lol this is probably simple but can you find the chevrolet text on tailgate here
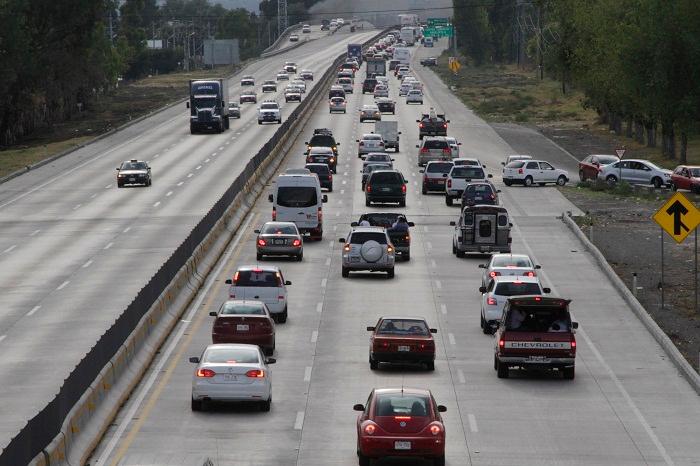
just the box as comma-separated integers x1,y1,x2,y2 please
494,296,578,380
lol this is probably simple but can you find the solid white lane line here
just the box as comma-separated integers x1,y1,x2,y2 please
123,227,131,233
104,242,113,250
316,302,323,313
166,191,173,197
94,212,256,465
218,146,224,151
3,245,16,253
153,201,161,207
435,280,442,290
321,278,327,288
448,333,456,345
0,335,5,343
294,411,305,430
304,366,312,382
27,305,41,317
177,181,184,186
468,414,478,433
458,369,466,384
440,304,447,315
56,280,70,291
82,260,93,268
30,229,41,236
325,257,331,266
311,330,318,343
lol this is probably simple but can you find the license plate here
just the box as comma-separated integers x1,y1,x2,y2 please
475,196,483,201
381,187,391,192
273,239,285,245
398,345,410,352
129,178,135,182
236,324,249,331
223,374,238,381
437,180,445,184
394,441,411,450
528,356,548,362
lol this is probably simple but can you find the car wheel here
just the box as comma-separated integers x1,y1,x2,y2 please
398,199,406,207
117,183,123,188
258,121,262,125
191,398,202,411
452,243,457,255
482,320,491,334
297,252,303,262
264,346,274,356
433,455,445,466
579,171,585,182
369,356,378,370
403,252,410,261
365,199,371,207
480,315,485,329
328,186,333,192
445,196,453,206
387,267,395,279
342,266,349,278
456,250,465,258
277,119,282,124
671,182,677,191
504,180,512,186
563,366,575,380
652,176,662,189
426,360,435,371
422,186,427,194
256,252,263,261
606,174,618,185
278,307,288,323
260,398,271,412
557,175,567,186
496,358,509,378
524,176,533,187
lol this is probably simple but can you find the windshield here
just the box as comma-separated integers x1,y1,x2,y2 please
277,186,318,208
506,307,571,332
203,347,260,364
120,162,147,170
374,394,430,417
364,163,391,173
220,301,266,315
193,97,217,108
424,140,448,149
369,172,402,184
494,282,542,296
309,135,336,147
377,319,429,335
349,232,387,244
427,162,453,173
262,223,298,235
452,167,485,179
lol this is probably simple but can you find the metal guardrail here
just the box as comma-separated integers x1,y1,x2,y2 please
0,27,392,466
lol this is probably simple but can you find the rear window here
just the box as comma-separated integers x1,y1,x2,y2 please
369,172,402,184
377,319,429,335
364,79,377,86
427,162,453,173
506,161,526,168
234,270,283,287
374,394,430,417
465,184,494,194
309,135,336,147
276,186,318,208
366,154,390,162
506,307,571,332
220,302,266,315
360,213,400,226
494,282,542,296
453,167,485,179
306,164,329,174
350,232,387,244
262,223,298,234
364,135,382,141
492,256,532,267
364,163,391,173
424,140,448,149
203,347,260,364
339,78,352,84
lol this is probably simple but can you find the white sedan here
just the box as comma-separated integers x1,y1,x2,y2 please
502,159,569,186
190,344,275,411
479,276,549,334
405,89,424,104
478,253,540,287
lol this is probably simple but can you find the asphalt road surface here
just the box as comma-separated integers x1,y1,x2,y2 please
87,41,700,465
0,26,377,452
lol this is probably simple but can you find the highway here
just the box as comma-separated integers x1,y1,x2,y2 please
86,41,700,465
0,26,377,451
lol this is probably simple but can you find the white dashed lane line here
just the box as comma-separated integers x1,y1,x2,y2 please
123,227,131,233
104,242,113,250
187,173,193,178
82,260,93,268
195,165,202,170
30,229,41,236
0,335,6,343
153,201,161,207
105,184,111,189
2,245,16,254
56,280,70,291
73,204,82,210
448,333,456,345
177,181,185,186
27,305,41,317
166,191,173,197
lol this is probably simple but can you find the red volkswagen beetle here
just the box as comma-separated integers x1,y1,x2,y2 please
210,300,275,355
367,317,437,370
354,388,447,466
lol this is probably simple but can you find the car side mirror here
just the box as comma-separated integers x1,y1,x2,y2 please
304,141,308,144
415,119,420,123
355,139,359,142
437,405,447,412
419,169,424,173
353,404,365,411
501,162,505,166
415,145,419,148
572,322,579,329
543,287,551,294
458,142,463,146
189,357,199,363
479,286,487,293
496,190,501,193
351,222,359,227
186,102,190,108
398,131,402,134
408,222,415,227
478,264,486,268
254,229,260,234
360,156,366,160
366,326,375,331
336,142,340,145
285,280,292,286
535,265,541,269
266,358,276,364
225,279,232,284
209,311,217,317
338,238,346,243
430,328,437,333
322,195,328,203
488,174,493,178
268,194,273,202
449,221,456,226
509,223,513,227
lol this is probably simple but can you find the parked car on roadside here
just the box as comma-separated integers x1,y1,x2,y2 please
578,154,619,181
671,165,700,193
599,159,672,188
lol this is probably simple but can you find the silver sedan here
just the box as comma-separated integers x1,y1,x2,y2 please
255,221,303,261
478,253,540,287
359,105,381,122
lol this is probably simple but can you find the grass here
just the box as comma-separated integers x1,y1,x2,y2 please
0,64,239,179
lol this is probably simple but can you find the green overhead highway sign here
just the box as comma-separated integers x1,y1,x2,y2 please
427,18,449,27
424,25,453,37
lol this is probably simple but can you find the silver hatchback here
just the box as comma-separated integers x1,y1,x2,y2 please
339,227,395,278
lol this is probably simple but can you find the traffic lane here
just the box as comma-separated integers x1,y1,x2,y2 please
89,67,372,465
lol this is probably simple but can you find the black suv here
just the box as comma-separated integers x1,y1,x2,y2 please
305,163,333,191
305,129,340,156
365,170,407,207
362,77,378,94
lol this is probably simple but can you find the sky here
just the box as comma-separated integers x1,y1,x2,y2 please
309,0,453,27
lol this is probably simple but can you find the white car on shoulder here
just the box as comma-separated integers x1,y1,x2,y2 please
502,159,569,187
599,159,672,188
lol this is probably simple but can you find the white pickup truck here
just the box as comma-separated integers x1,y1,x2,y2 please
445,165,492,206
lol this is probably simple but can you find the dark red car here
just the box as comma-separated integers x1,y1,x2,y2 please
671,165,700,193
367,317,437,370
354,388,447,466
210,300,275,355
578,154,619,181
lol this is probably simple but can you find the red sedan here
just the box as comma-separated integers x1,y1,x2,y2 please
671,165,700,193
210,300,275,355
578,154,619,181
354,388,447,466
367,317,437,370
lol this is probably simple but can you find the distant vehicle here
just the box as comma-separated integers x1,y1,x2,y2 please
416,136,454,167
268,173,327,240
321,19,330,30
254,222,303,261
502,160,569,186
599,159,671,187
305,163,333,191
190,344,275,411
210,300,276,354
362,152,394,168
306,146,337,173
393,46,411,64
373,84,388,98
671,165,700,193
227,102,240,119
366,59,387,76
423,37,434,47
291,79,306,93
366,316,436,369
354,388,446,465
116,159,151,188
444,137,462,157
420,161,454,194
361,163,393,190
400,26,416,45
284,86,301,102
338,226,395,278
299,69,314,80
578,154,619,181
375,98,396,115
261,80,277,92
257,101,281,125
478,253,540,288
289,34,299,42
450,205,512,256
239,89,257,104
329,96,347,113
187,78,229,133
328,85,346,100
374,121,401,152
284,61,297,73
276,71,289,81
359,104,381,122
398,13,420,26
226,265,292,322
347,43,363,63
302,24,311,33
446,166,493,205
362,77,378,94
417,110,449,139
406,89,423,104
306,128,340,156
460,182,500,208
420,57,438,66
337,77,353,93
357,133,385,156
240,75,255,86
353,213,415,260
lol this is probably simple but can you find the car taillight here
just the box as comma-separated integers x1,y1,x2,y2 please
489,271,501,277
419,342,433,350
405,234,410,241
272,207,276,220
525,271,535,277
292,239,302,247
233,271,240,283
419,123,424,128
447,179,452,188
330,157,335,163
278,295,284,300
344,243,351,252
518,168,523,174
196,368,216,378
401,184,406,193
499,338,505,348
420,148,429,153
318,207,322,222
366,185,371,192
430,424,442,435
490,193,496,200
364,423,376,435
442,148,451,154
245,369,265,378
443,123,448,128
487,296,497,305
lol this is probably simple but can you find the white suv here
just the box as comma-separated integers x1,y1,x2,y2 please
258,101,282,124
339,227,395,278
502,159,569,186
479,275,550,334
226,265,291,322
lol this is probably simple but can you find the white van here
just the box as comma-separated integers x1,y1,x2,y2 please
269,173,327,240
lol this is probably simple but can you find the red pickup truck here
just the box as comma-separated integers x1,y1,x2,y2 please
493,296,578,379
